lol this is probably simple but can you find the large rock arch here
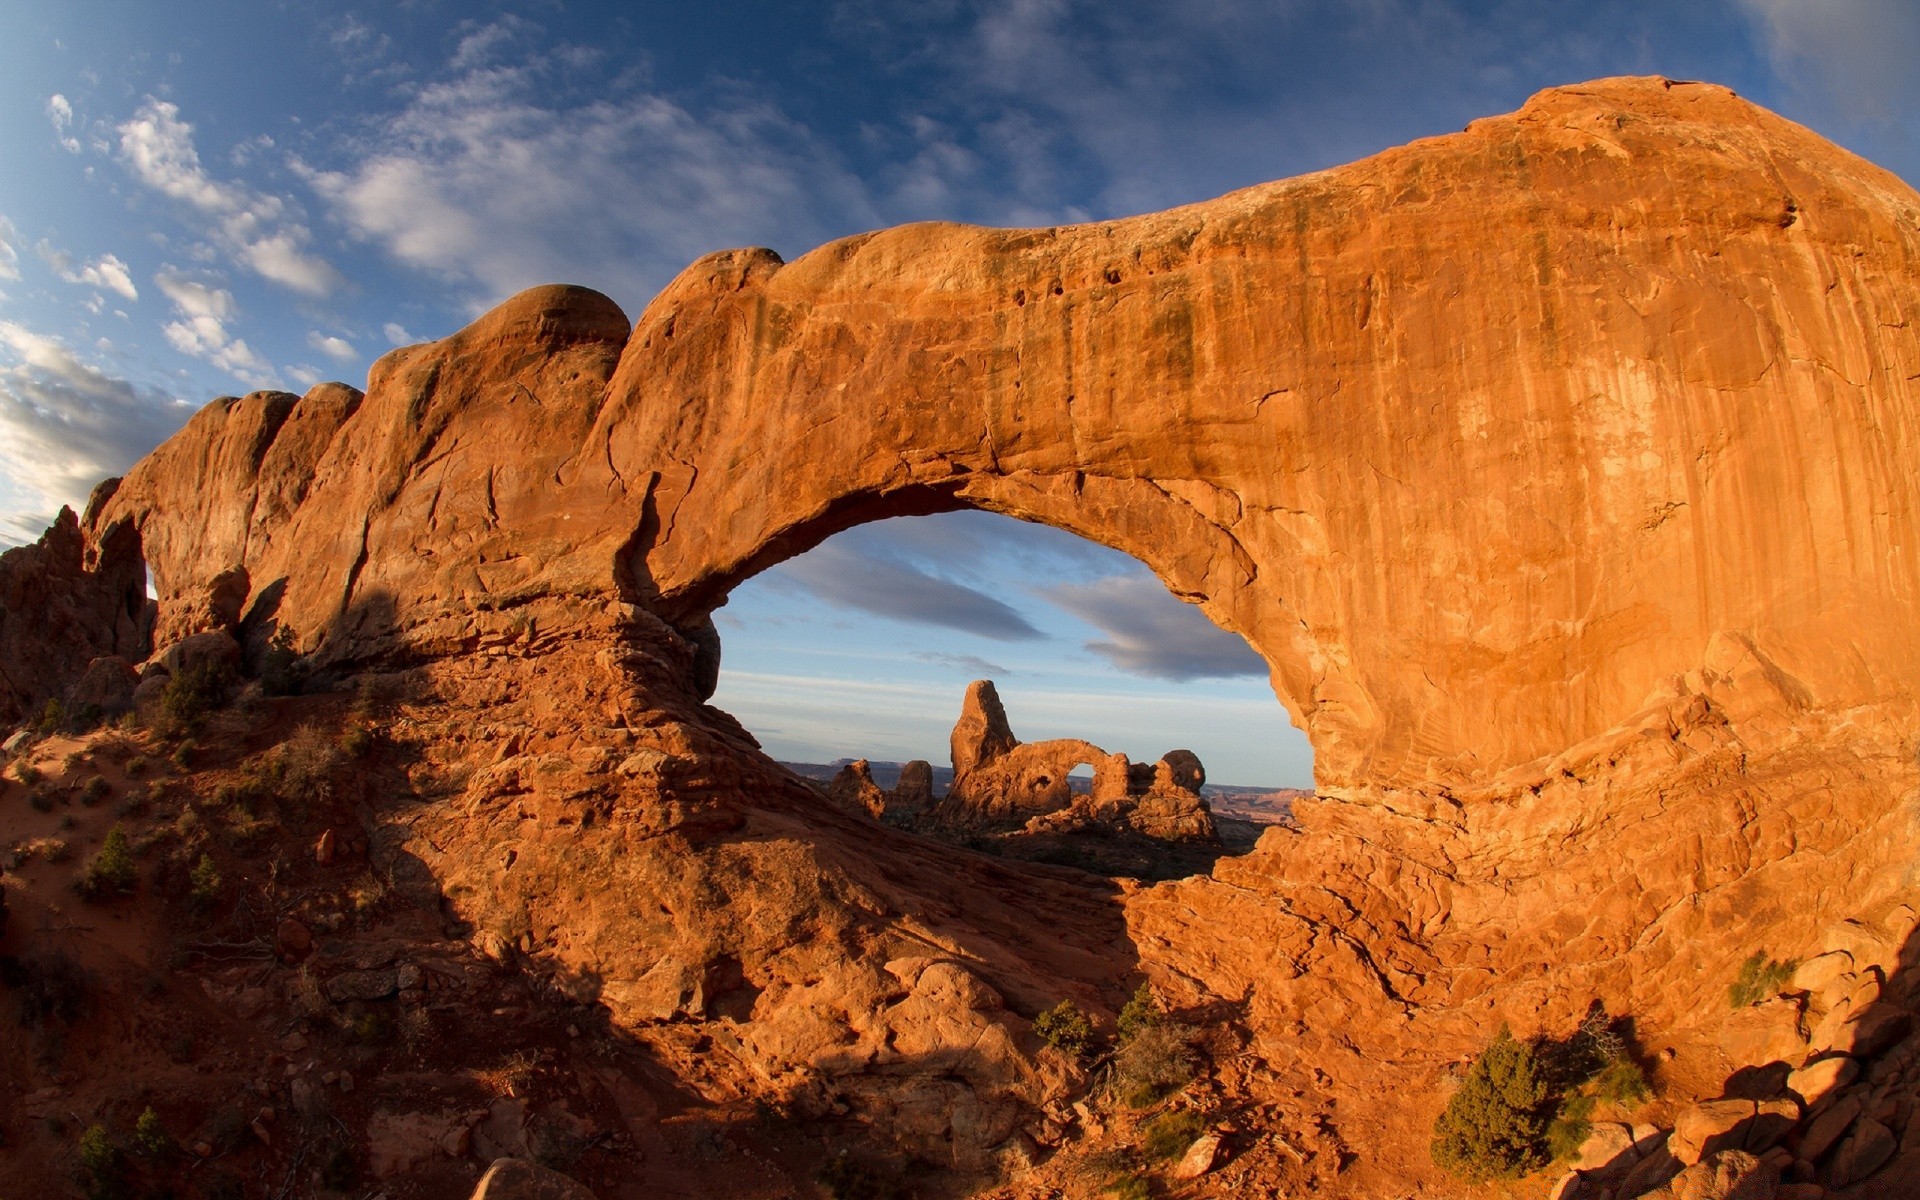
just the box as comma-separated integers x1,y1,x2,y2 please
13,77,1919,1186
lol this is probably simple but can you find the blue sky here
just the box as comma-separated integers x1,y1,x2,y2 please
0,2,1914,785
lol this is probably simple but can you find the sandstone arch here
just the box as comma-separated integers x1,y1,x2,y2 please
6,75,1919,1189
58,76,1920,801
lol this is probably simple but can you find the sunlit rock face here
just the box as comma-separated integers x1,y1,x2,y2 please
12,76,1920,1188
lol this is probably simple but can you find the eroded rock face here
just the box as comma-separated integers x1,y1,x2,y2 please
0,504,150,725
12,76,1920,1191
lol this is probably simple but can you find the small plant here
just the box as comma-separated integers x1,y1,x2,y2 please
133,1106,173,1158
1141,1108,1206,1161
14,759,43,787
339,721,374,759
170,740,196,769
156,660,232,737
1117,982,1163,1044
1593,1057,1649,1106
63,750,86,771
188,853,222,909
1729,951,1798,1009
81,776,111,806
277,725,341,803
78,1120,118,1174
28,788,56,813
1105,1174,1151,1200
1033,998,1096,1059
1546,1092,1595,1162
260,627,304,697
1431,1024,1552,1181
1113,1022,1196,1107
123,756,149,779
77,825,138,899
36,699,66,735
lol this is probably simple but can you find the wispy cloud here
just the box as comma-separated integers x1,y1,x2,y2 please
154,269,277,388
46,93,81,154
0,320,187,542
1732,0,1920,124
914,651,1013,677
300,17,881,307
771,539,1045,641
1046,574,1266,681
0,216,20,283
37,241,138,300
117,99,343,296
308,332,358,362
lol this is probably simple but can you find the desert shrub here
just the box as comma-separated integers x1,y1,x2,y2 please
13,759,43,786
156,660,232,737
260,627,304,697
77,825,138,899
81,776,111,806
1546,1092,1595,1162
63,750,85,771
28,788,56,813
188,853,222,909
36,699,65,735
170,741,196,769
133,1107,173,1158
123,756,149,779
1104,1174,1151,1200
276,725,341,803
78,1122,121,1197
1729,951,1798,1009
1117,982,1163,1044
1430,1025,1552,1181
1113,1022,1196,1107
339,721,374,759
1594,1057,1649,1106
1034,998,1096,1058
1141,1108,1206,1161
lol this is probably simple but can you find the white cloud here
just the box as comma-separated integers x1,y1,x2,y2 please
382,321,414,344
117,99,343,295
0,320,189,543
301,22,880,306
1734,0,1920,124
38,242,139,301
286,363,322,388
0,216,19,282
46,93,81,153
154,269,276,388
308,332,358,362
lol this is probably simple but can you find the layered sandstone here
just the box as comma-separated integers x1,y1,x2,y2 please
5,76,1919,1194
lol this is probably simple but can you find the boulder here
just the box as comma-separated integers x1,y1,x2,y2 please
1812,1003,1910,1060
157,630,241,678
827,759,888,818
1786,1057,1857,1107
1171,1131,1223,1179
1825,1117,1895,1189
64,656,140,717
1575,1121,1639,1172
469,1157,598,1200
1671,1099,1758,1165
1796,1095,1860,1161
1641,1148,1780,1200
1791,952,1854,995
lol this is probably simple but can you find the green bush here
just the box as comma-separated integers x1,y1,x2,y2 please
156,660,232,737
1105,1175,1151,1200
1431,1025,1553,1180
78,1121,122,1199
1729,951,1798,1009
1117,982,1162,1044
77,825,138,899
81,776,111,806
133,1106,173,1158
1594,1057,1649,1106
36,699,66,734
1142,1108,1206,1161
188,853,222,909
1033,999,1095,1059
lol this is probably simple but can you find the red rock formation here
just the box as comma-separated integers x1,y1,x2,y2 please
0,498,149,725
4,76,1915,1192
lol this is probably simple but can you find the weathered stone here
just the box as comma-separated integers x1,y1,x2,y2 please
275,918,313,961
1787,1057,1857,1107
1791,952,1854,996
322,967,398,1003
64,656,140,717
1575,1121,1639,1172
1744,1098,1799,1155
1825,1118,1895,1189
950,680,1017,777
1813,1003,1910,1060
1642,1148,1779,1200
827,759,888,818
157,630,241,678
1796,1095,1861,1162
1170,1131,1223,1179
1672,1099,1757,1166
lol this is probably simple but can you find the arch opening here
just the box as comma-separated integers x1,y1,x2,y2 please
706,508,1311,877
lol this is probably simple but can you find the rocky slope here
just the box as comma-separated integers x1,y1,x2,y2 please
2,75,1919,1198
